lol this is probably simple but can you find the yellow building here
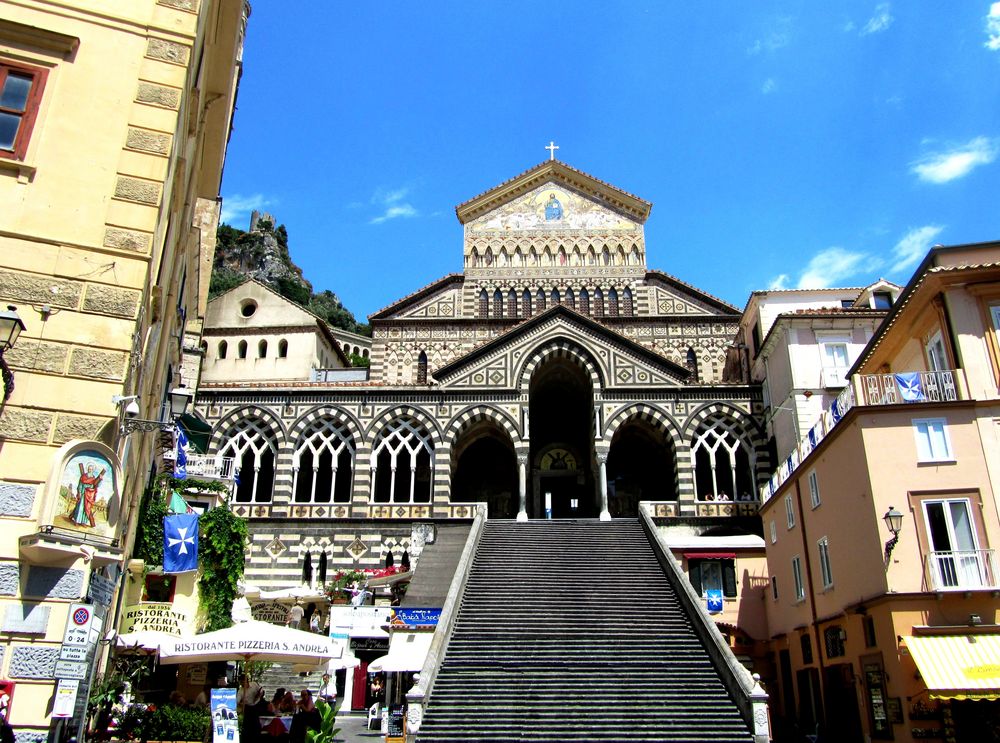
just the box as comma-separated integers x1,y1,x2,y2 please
0,0,248,737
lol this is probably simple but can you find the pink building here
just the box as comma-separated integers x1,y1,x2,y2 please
759,240,1000,742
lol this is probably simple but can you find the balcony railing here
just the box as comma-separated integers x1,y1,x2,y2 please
761,369,966,502
925,549,997,591
184,455,236,481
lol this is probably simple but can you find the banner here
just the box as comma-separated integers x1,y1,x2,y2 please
706,589,723,614
210,688,239,743
390,608,441,628
163,513,199,573
174,426,189,479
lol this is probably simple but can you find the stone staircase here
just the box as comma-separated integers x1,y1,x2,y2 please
416,520,755,742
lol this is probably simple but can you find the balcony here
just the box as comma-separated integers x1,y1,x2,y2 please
162,453,235,481
925,549,998,591
761,369,967,502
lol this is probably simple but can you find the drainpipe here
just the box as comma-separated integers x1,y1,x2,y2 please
793,477,828,727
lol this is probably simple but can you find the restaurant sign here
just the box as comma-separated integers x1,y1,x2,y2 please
122,603,188,635
390,608,440,628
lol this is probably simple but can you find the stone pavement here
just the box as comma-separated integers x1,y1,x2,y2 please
333,713,382,742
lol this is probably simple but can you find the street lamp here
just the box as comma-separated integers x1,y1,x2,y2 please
883,506,903,562
0,305,26,402
119,385,194,435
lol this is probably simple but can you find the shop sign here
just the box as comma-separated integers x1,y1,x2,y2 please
329,606,391,639
390,608,440,628
250,601,289,624
122,603,187,635
350,637,389,652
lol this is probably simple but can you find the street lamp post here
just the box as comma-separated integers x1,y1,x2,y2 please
118,385,194,436
0,305,26,402
883,506,904,562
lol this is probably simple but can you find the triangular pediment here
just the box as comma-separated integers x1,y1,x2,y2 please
369,274,464,321
434,305,690,390
644,271,740,316
456,160,651,226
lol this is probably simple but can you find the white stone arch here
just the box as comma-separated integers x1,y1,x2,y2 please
686,406,763,501
515,337,605,394
369,416,435,504
215,415,280,503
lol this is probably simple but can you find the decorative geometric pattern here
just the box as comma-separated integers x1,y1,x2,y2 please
265,538,286,559
346,537,367,559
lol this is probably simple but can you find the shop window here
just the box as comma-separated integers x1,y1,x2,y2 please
687,559,737,598
143,574,176,602
0,62,48,160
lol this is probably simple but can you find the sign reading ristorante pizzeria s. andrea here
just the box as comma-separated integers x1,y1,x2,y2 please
122,603,188,635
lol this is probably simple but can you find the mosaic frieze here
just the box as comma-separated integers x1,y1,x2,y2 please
467,182,641,234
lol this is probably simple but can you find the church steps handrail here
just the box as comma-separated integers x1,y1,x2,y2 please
405,503,487,740
638,502,770,743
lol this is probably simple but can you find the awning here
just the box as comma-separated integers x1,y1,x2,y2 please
905,634,1000,700
367,632,433,674
683,552,737,559
177,413,211,454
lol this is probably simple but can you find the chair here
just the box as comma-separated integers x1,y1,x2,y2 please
367,702,380,730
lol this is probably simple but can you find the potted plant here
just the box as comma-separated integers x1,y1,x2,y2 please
305,698,340,743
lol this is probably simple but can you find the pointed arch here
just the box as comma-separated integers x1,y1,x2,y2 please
417,350,428,385
291,417,356,504
370,415,435,504
214,413,281,503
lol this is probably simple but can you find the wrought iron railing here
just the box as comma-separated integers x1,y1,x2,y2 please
925,549,997,591
184,454,235,480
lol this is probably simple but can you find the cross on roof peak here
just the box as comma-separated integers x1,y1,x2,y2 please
545,141,559,161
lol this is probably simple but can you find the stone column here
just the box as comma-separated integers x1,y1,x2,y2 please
597,451,611,521
516,454,528,522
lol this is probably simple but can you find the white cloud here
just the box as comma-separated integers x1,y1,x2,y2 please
220,193,272,226
761,78,777,94
891,225,944,272
747,18,791,55
987,2,1000,50
768,273,790,290
369,186,419,225
911,137,999,183
797,247,872,289
861,3,893,35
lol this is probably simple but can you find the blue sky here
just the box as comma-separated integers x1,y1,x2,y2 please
220,3,1000,319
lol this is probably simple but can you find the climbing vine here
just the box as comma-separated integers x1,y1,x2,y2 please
198,505,248,632
134,485,168,565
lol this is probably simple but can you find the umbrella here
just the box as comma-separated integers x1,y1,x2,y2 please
157,620,343,665
115,630,177,654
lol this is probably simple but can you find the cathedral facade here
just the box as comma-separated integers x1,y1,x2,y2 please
192,159,768,591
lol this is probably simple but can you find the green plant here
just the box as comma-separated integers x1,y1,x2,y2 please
134,487,168,565
324,569,367,599
235,660,273,683
198,504,249,631
87,655,153,739
140,704,210,742
305,699,341,743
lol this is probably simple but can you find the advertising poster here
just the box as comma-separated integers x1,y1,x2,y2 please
210,688,239,743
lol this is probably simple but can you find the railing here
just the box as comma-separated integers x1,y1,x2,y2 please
184,455,235,480
926,549,997,591
761,369,965,502
311,367,370,382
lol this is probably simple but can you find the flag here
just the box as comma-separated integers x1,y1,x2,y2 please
174,425,189,480
706,589,723,614
895,372,926,402
163,513,199,573
168,490,193,515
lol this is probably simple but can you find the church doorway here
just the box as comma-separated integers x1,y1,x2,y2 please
606,420,677,516
451,421,518,518
528,355,596,518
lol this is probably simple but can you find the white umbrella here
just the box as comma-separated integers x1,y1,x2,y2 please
115,630,177,654
157,620,343,665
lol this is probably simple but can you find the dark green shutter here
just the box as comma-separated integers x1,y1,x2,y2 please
723,560,737,597
689,560,703,596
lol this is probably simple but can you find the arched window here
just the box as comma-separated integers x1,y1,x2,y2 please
507,289,518,318
565,288,576,310
484,247,494,266
417,351,428,385
318,552,328,584
478,289,488,318
492,289,503,319
687,347,699,382
622,287,634,316
292,418,355,504
218,341,228,359
607,288,619,316
278,339,288,358
692,414,755,501
551,288,561,306
522,289,532,316
362,349,369,359
602,248,611,266
238,340,248,359
258,340,268,358
371,417,434,504
579,289,590,315
536,289,547,313
219,417,278,503
593,288,605,316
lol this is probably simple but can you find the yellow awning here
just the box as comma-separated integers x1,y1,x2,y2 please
905,634,1000,701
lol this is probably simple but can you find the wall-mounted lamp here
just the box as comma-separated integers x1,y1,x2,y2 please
117,385,193,435
0,305,26,402
883,506,903,562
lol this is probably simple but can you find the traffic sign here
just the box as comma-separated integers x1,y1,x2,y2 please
54,660,88,680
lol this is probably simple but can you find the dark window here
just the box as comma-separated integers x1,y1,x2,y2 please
218,341,228,359
278,339,288,358
522,289,532,316
593,288,605,316
687,559,737,598
565,288,575,310
863,616,876,648
608,288,619,316
0,62,47,160
536,289,546,312
551,288,560,306
824,626,846,658
622,287,634,315
416,351,428,385
800,633,814,664
143,574,176,602
751,322,762,357
258,340,267,358
492,289,503,318
579,289,590,315
237,340,247,359
841,299,855,309
873,291,893,309
507,289,518,318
